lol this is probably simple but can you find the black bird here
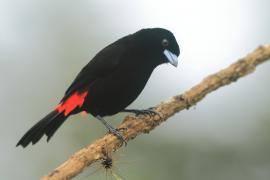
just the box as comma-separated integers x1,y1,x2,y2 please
17,28,180,147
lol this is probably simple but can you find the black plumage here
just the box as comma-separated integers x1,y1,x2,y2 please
17,28,180,147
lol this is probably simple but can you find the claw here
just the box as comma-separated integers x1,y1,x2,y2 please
135,109,160,118
96,115,127,146
122,108,161,118
108,127,127,146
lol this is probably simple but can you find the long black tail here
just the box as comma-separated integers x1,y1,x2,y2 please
16,110,67,148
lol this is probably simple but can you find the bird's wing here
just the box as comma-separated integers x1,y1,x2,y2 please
61,38,128,102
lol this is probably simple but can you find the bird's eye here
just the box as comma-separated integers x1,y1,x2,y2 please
161,39,169,47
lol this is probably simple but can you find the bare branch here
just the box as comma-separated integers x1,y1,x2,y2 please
42,45,270,180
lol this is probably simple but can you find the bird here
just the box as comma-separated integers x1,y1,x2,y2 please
16,28,180,147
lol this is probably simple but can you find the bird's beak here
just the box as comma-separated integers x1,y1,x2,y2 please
163,49,178,67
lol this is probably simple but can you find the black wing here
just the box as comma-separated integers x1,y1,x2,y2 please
61,37,128,101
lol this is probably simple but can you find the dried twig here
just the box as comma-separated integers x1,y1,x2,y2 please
42,45,270,180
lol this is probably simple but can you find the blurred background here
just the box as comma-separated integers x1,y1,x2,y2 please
1,0,270,179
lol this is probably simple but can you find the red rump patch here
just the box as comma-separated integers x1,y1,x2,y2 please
80,111,88,117
56,91,88,116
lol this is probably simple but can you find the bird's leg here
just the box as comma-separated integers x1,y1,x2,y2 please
121,107,161,118
96,115,127,146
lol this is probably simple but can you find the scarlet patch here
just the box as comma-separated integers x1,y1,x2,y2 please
56,91,88,116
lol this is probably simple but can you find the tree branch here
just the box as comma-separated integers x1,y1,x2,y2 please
42,45,270,180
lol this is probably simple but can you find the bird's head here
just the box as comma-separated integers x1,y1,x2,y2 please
132,28,180,67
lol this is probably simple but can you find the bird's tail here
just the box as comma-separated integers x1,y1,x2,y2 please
16,110,67,148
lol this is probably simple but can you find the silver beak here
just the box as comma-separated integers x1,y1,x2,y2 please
163,49,178,67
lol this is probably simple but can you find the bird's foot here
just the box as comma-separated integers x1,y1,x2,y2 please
96,115,127,146
122,108,161,118
107,126,127,146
